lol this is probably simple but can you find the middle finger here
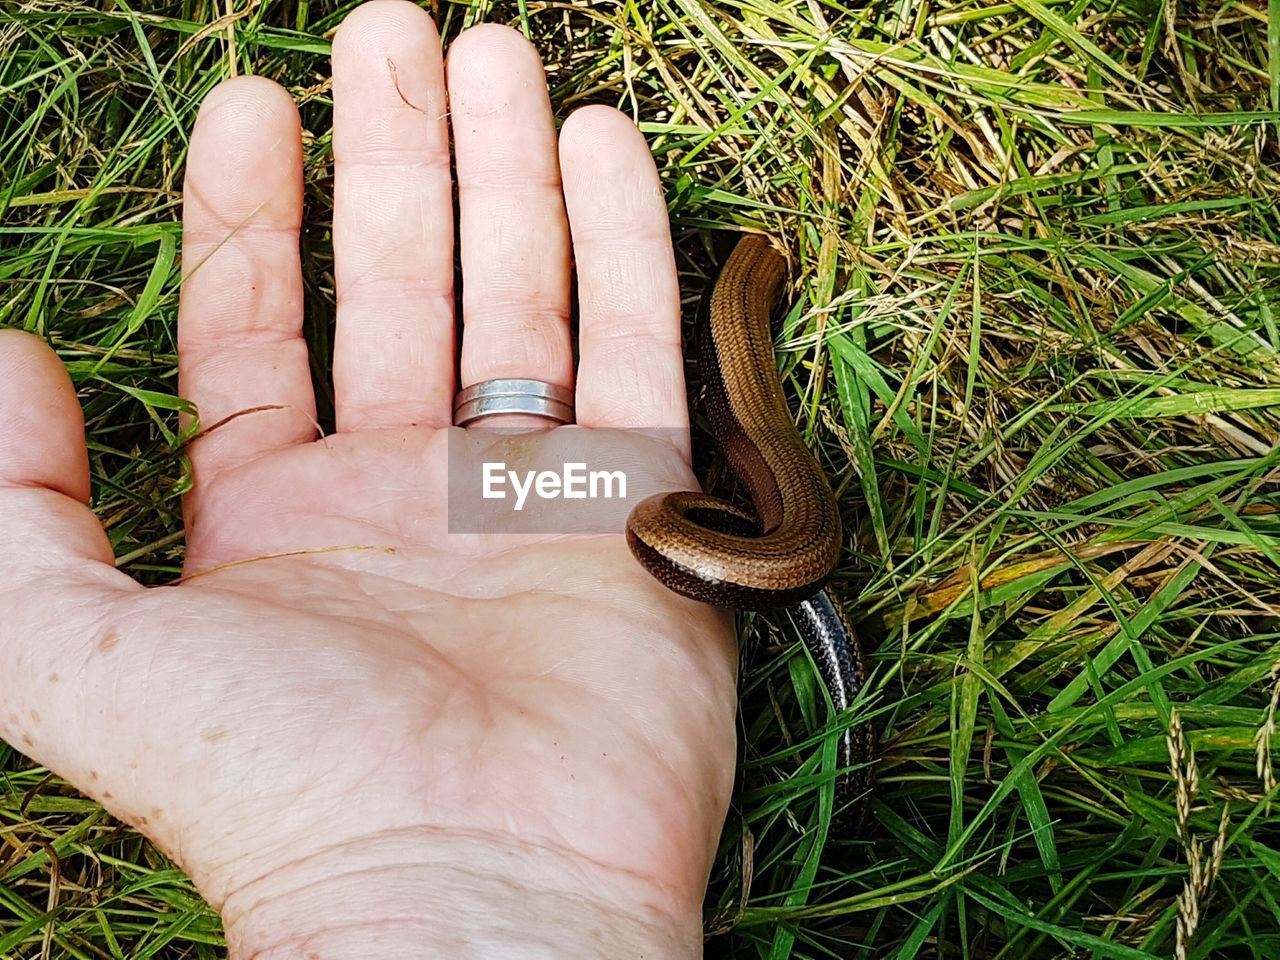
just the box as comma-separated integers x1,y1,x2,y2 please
332,0,454,431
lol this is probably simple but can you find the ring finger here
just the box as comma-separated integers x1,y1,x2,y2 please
446,24,573,429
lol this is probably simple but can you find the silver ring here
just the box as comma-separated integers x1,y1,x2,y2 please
453,378,575,427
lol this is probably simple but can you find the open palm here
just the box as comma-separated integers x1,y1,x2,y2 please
0,4,736,957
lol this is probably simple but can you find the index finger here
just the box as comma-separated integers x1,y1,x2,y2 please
179,78,316,483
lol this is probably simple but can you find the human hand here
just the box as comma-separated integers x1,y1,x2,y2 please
0,3,737,957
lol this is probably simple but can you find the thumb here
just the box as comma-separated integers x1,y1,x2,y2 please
0,330,137,767
0,329,116,566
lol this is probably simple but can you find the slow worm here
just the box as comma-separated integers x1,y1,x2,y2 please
626,235,874,830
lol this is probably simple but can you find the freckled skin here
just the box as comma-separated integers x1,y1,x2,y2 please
0,422,737,953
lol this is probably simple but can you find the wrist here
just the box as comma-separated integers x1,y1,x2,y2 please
220,827,702,960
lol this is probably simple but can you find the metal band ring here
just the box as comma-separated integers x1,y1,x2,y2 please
453,378,576,427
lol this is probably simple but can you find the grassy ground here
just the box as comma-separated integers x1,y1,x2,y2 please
3,0,1280,957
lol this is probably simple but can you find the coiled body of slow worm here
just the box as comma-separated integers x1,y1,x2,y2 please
625,234,874,831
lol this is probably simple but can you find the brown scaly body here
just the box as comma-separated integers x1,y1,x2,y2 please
626,234,874,830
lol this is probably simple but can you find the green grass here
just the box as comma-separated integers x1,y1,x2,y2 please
4,0,1280,957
